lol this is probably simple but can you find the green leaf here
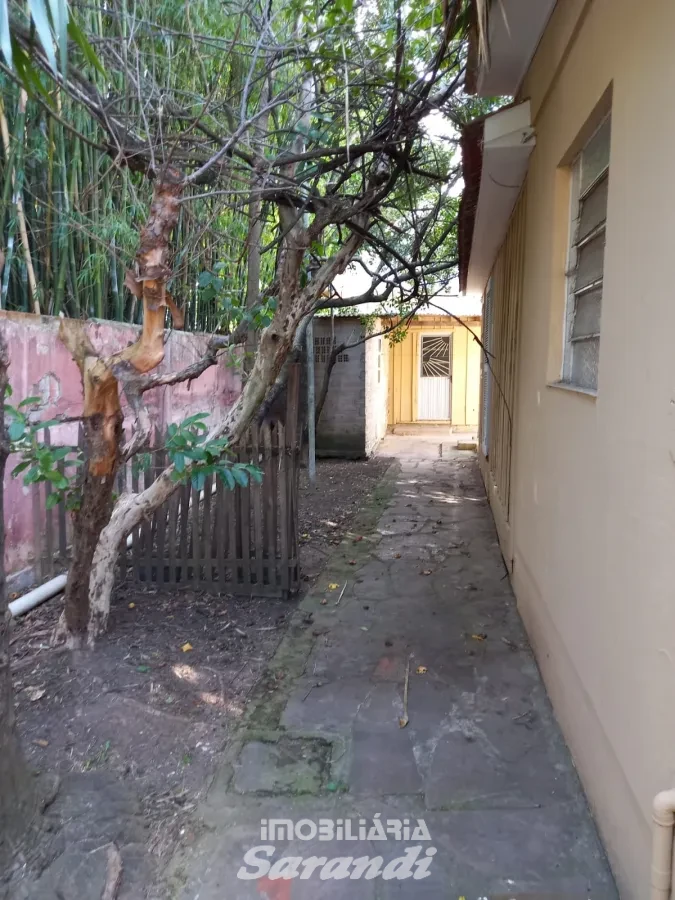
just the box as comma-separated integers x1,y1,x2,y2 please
67,17,106,76
173,453,185,473
18,396,41,408
11,38,52,102
191,471,206,492
48,0,68,74
220,468,236,490
248,466,263,484
182,412,209,425
24,467,40,485
8,421,25,442
45,492,60,510
231,467,249,488
28,0,57,72
50,446,72,461
11,460,31,477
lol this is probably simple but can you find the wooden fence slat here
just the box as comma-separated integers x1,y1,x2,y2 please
277,420,289,594
140,466,153,583
262,423,274,587
227,468,238,587
153,450,165,585
190,483,200,583
216,477,226,589
270,422,281,587
238,441,251,590
202,474,213,587
167,488,179,585
177,482,190,585
251,424,264,588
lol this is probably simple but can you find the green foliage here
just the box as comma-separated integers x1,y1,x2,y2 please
165,413,262,492
5,390,81,510
197,269,277,332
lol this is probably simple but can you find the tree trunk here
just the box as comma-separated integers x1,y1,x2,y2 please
0,328,38,870
62,414,122,645
59,169,183,646
85,209,367,642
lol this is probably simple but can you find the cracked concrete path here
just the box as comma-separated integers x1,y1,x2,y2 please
165,438,617,900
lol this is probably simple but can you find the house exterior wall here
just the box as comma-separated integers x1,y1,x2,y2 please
479,1,675,895
387,316,482,428
313,317,366,457
364,331,389,455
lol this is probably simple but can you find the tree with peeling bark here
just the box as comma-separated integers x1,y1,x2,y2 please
0,0,474,647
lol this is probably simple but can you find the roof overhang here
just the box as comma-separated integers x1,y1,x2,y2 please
471,0,557,97
459,101,535,296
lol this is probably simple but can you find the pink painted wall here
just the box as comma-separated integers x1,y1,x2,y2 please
0,311,241,578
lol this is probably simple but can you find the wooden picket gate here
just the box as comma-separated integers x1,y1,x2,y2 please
124,366,301,597
27,367,301,600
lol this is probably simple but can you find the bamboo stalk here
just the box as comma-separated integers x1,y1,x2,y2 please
0,92,40,313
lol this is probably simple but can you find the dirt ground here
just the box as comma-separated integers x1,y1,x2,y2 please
8,456,391,893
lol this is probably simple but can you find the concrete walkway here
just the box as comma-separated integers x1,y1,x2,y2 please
167,438,617,899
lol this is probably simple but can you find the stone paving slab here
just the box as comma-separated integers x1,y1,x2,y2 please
164,442,617,900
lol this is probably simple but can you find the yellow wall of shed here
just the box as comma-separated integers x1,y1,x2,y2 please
387,316,482,427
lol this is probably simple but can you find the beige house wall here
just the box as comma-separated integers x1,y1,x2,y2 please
483,1,675,896
364,331,389,455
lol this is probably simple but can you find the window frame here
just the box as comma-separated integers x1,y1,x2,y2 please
561,115,611,394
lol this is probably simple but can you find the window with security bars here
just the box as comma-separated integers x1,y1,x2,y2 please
314,336,335,364
563,116,611,391
314,336,349,365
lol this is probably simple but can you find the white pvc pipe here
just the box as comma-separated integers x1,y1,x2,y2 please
651,790,675,900
8,528,136,618
9,573,68,617
9,481,219,618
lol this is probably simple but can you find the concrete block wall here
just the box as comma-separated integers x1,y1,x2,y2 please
313,318,366,457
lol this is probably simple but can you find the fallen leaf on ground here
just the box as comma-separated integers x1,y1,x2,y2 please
328,583,339,590
421,569,432,576
471,633,487,642
416,666,428,675
26,687,46,702
353,536,363,543
360,626,369,631
137,665,150,673
320,599,328,605
394,552,401,559
128,602,136,609
33,739,49,747
181,642,193,652
398,717,408,728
